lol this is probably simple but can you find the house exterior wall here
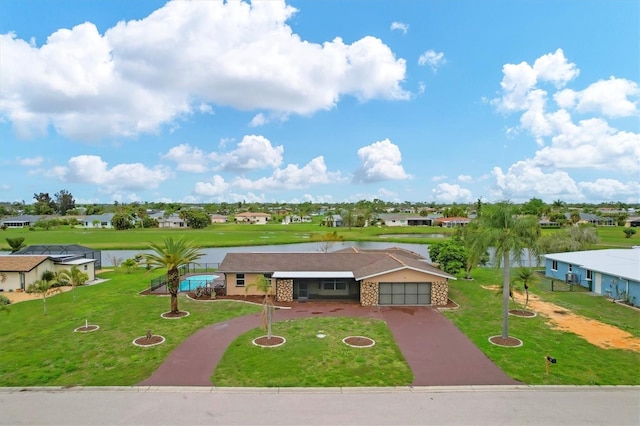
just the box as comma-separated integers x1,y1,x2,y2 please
369,268,443,283
360,281,378,306
359,269,449,306
0,271,23,291
225,272,267,296
431,281,448,305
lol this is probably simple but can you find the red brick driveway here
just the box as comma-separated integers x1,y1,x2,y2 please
139,302,519,387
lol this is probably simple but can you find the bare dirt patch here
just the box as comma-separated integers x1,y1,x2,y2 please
482,286,640,352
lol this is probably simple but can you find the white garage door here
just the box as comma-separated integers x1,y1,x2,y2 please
378,283,431,305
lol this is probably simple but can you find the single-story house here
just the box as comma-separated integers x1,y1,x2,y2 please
625,217,640,228
157,214,186,228
564,213,614,226
543,248,640,305
82,213,115,228
0,255,96,292
234,212,271,224
217,247,455,306
0,215,45,228
13,244,102,269
435,217,471,228
322,214,343,227
377,213,439,227
210,214,228,224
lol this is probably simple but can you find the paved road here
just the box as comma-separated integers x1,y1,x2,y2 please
1,386,638,425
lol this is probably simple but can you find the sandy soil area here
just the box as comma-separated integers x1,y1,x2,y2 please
3,286,74,304
482,285,640,352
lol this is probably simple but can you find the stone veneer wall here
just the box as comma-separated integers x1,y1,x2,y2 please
360,281,379,306
431,281,448,306
276,279,293,302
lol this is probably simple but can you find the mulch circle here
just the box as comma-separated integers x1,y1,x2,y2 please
509,309,537,318
488,335,523,348
343,336,376,348
252,335,286,348
161,310,190,319
133,335,166,347
74,325,99,333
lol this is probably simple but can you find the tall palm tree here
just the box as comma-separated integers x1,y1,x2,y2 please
246,274,275,340
140,236,204,314
473,201,540,340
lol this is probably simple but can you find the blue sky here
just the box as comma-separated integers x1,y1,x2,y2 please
1,0,638,205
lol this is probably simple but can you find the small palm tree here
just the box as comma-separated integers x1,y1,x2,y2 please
513,267,539,312
246,274,275,340
140,236,204,314
57,266,90,302
27,279,60,315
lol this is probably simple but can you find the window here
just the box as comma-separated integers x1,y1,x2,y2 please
83,265,88,271
568,264,573,272
236,273,245,287
551,260,558,271
322,280,346,290
586,270,592,281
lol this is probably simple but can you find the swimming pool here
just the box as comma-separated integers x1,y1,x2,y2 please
179,274,219,292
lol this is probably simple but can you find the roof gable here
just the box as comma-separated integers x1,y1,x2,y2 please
0,255,50,272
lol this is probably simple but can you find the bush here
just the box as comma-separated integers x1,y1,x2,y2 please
623,228,637,238
0,294,11,305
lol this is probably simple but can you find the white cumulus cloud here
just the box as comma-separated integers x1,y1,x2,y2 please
211,134,284,172
418,50,446,72
431,183,473,203
161,144,210,173
353,139,410,183
0,1,408,141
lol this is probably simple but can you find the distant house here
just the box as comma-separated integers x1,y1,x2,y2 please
0,215,43,228
210,214,228,224
82,213,115,228
564,213,614,226
322,215,343,227
235,212,271,224
377,213,438,227
435,217,471,228
217,247,455,306
157,214,186,228
625,217,640,228
0,255,96,292
543,248,640,306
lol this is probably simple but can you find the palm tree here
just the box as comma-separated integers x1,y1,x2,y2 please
57,266,90,302
512,267,539,312
246,274,275,340
473,201,540,341
140,236,204,314
27,279,60,315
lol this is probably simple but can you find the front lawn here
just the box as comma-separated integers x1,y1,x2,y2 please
212,317,413,387
443,268,640,385
0,269,260,387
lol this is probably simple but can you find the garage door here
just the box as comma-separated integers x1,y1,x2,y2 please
378,282,431,305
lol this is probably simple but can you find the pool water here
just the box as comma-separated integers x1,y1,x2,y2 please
179,274,219,292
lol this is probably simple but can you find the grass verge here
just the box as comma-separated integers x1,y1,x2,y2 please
0,269,259,387
212,317,413,387
443,268,640,385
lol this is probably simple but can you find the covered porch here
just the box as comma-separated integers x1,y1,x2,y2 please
274,271,360,301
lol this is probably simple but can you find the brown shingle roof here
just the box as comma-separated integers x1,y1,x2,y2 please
218,251,455,280
0,255,49,272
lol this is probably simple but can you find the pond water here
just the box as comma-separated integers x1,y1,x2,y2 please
101,241,433,266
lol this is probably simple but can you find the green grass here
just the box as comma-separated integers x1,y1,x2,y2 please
2,222,636,251
0,269,260,386
212,317,413,387
443,268,640,385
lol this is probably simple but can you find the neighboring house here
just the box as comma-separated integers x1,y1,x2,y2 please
323,215,343,227
235,212,271,224
0,215,44,228
0,255,96,292
82,213,114,228
435,217,471,228
564,213,614,226
210,214,228,224
157,214,186,228
13,244,102,269
217,247,455,306
625,217,640,228
377,213,438,227
543,248,640,305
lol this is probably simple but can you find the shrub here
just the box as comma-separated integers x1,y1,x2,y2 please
623,228,637,238
0,294,11,305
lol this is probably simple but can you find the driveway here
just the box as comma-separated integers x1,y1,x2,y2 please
139,302,519,387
